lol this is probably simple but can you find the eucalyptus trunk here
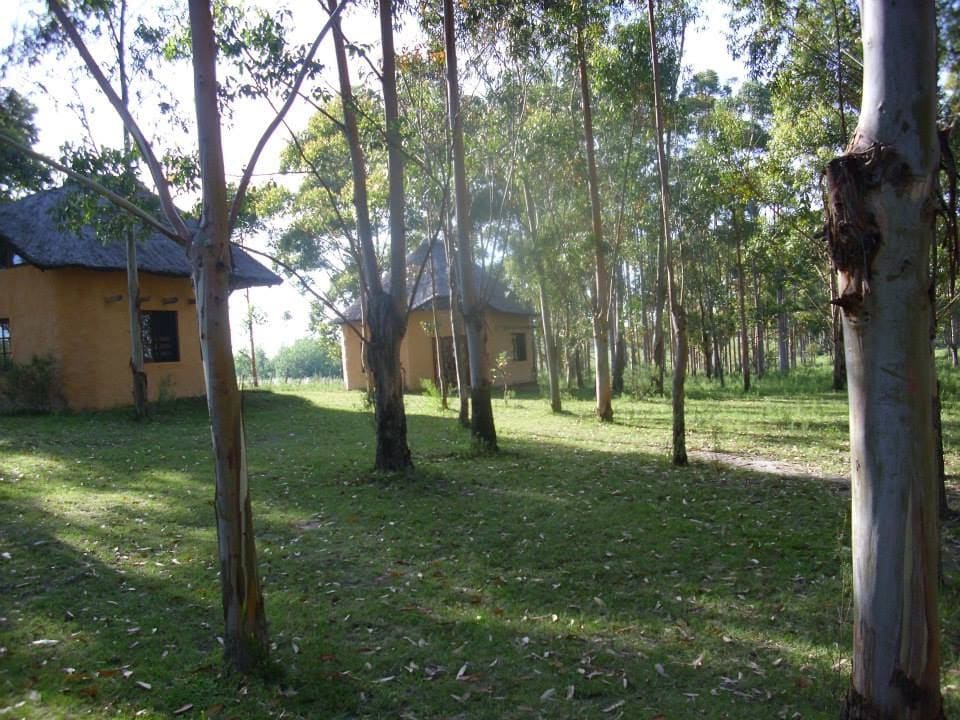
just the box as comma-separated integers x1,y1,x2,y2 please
647,0,686,466
734,210,751,393
188,0,267,669
116,2,147,418
522,180,561,413
443,228,470,426
831,269,847,390
444,0,496,449
244,289,259,388
575,23,613,421
126,231,147,412
753,270,765,378
777,282,789,374
336,0,411,471
651,230,667,395
825,2,943,716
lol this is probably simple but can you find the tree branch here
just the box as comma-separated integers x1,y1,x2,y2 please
0,131,183,244
239,244,366,343
47,0,191,240
227,0,352,233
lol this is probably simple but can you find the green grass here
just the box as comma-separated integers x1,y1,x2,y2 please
1,364,960,719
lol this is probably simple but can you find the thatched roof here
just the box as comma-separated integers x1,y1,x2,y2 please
339,241,533,322
0,186,281,290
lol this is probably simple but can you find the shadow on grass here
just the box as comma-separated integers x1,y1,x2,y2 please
1,387,958,718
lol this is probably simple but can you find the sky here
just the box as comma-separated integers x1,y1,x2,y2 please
0,1,743,358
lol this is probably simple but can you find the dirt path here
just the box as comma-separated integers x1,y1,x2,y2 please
690,450,849,484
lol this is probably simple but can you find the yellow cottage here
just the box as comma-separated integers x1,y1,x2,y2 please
338,242,536,392
0,187,281,411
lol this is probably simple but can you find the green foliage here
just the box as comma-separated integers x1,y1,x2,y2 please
273,337,341,380
53,153,160,246
0,355,62,413
0,88,50,199
235,348,273,384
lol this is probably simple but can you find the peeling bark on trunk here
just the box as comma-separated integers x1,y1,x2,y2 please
189,0,267,669
444,0,495,449
827,3,943,716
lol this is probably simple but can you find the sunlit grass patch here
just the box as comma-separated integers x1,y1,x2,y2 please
1,364,959,718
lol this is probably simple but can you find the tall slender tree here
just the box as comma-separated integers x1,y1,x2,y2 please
444,0,497,449
646,0,687,465
14,0,349,670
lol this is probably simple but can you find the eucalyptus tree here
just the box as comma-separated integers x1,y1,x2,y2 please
731,0,861,389
512,73,589,413
443,0,497,448
644,0,688,464
4,0,350,670
327,0,412,470
823,2,943,716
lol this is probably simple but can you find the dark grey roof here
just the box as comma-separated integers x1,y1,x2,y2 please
340,241,533,321
0,186,281,290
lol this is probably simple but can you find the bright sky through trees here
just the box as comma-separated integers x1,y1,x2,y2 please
0,0,741,356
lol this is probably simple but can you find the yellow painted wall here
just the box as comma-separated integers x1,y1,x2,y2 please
0,265,205,410
340,309,534,392
341,322,367,391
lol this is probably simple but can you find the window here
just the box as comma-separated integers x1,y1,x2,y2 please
0,319,10,366
141,311,180,363
511,333,527,362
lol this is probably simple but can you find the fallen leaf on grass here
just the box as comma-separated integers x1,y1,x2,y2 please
135,681,152,690
691,652,704,668
540,688,556,701
374,675,396,683
30,639,59,646
78,685,98,698
602,699,625,713
654,663,667,677
205,704,224,717
172,704,193,715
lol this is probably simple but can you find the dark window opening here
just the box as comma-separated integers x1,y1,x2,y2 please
0,319,10,366
141,311,180,363
511,333,527,362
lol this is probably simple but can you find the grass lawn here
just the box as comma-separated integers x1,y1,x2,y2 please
2,365,960,719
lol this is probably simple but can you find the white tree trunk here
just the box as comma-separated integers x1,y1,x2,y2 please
827,2,942,716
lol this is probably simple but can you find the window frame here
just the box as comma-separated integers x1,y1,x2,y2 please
141,310,180,364
511,332,527,362
0,318,10,366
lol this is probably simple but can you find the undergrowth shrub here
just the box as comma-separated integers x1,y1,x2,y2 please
0,356,64,413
